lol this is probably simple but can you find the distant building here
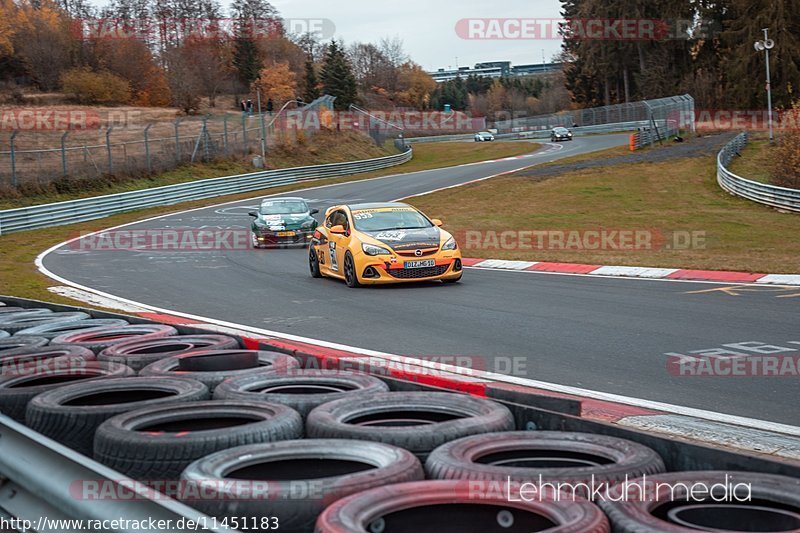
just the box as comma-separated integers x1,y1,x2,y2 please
428,61,562,83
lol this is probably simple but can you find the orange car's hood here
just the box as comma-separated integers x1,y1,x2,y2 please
362,227,441,251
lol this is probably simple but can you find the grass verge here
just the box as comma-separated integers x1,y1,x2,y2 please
0,141,539,306
410,147,800,273
727,134,775,184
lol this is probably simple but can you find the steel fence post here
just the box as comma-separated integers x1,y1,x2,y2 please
174,118,183,163
10,131,18,188
144,124,153,174
241,112,248,155
106,127,114,174
223,114,229,155
60,132,69,177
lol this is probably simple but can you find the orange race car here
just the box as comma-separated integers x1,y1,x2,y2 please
308,202,463,287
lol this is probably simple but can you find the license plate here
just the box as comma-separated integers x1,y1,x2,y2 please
276,231,295,237
404,260,435,269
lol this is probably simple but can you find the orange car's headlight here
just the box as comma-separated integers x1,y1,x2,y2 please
362,243,392,256
441,236,457,251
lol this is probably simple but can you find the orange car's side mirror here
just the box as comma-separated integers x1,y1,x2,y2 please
330,225,347,235
431,219,443,227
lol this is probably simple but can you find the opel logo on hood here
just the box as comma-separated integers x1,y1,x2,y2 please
414,249,423,256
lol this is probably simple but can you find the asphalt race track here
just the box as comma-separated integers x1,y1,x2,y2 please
42,134,799,426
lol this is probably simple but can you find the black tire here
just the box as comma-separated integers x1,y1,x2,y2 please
0,360,132,422
425,431,665,496
1,345,96,374
0,330,8,339
0,308,52,316
14,318,129,339
51,324,178,353
343,251,360,288
0,336,50,354
26,376,209,457
98,335,240,372
315,480,610,533
139,350,300,391
0,312,90,334
180,439,423,531
309,247,322,278
94,400,303,480
599,471,800,533
213,370,390,417
306,392,515,459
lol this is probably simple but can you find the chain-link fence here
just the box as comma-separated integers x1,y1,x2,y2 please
0,95,339,189
493,94,695,134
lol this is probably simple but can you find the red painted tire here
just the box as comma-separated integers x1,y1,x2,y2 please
98,335,240,372
315,480,609,532
51,324,178,353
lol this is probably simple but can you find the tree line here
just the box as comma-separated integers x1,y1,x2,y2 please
561,0,800,110
0,0,440,112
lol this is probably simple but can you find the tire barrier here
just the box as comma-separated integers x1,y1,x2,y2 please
26,376,208,456
180,439,424,531
51,324,178,353
599,471,800,532
315,480,610,533
14,318,129,339
0,312,90,334
306,391,516,459
213,370,390,417
0,296,797,532
94,400,303,480
97,335,240,372
139,349,300,391
0,360,132,422
425,431,666,495
0,336,50,354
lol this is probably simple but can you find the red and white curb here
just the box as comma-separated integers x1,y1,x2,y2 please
463,258,800,285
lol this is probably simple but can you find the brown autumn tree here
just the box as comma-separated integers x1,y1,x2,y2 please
251,61,297,108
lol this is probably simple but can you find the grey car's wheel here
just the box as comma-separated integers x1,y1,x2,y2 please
599,471,800,532
13,319,129,339
139,349,300,391
316,480,610,533
180,439,423,531
97,335,239,372
94,400,303,480
213,370,389,417
306,392,515,459
26,376,209,457
344,252,360,288
425,431,665,496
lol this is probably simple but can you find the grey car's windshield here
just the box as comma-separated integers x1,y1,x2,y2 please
554,127,569,133
260,200,308,215
352,209,433,231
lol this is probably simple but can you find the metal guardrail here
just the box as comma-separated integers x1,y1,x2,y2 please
0,148,413,235
404,120,662,144
717,132,800,213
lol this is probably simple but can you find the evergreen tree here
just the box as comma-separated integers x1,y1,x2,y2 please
303,56,321,102
320,40,358,110
233,38,261,87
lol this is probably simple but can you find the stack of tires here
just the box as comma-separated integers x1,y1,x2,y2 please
1,304,799,533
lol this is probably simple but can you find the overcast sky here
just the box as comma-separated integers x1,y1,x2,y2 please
271,0,565,71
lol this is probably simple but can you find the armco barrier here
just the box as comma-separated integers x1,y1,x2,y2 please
0,148,413,235
717,132,800,213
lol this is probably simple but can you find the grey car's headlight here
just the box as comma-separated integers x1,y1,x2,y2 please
301,220,316,229
362,243,391,256
441,236,457,251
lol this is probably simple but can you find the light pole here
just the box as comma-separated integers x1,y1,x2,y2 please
754,28,775,143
